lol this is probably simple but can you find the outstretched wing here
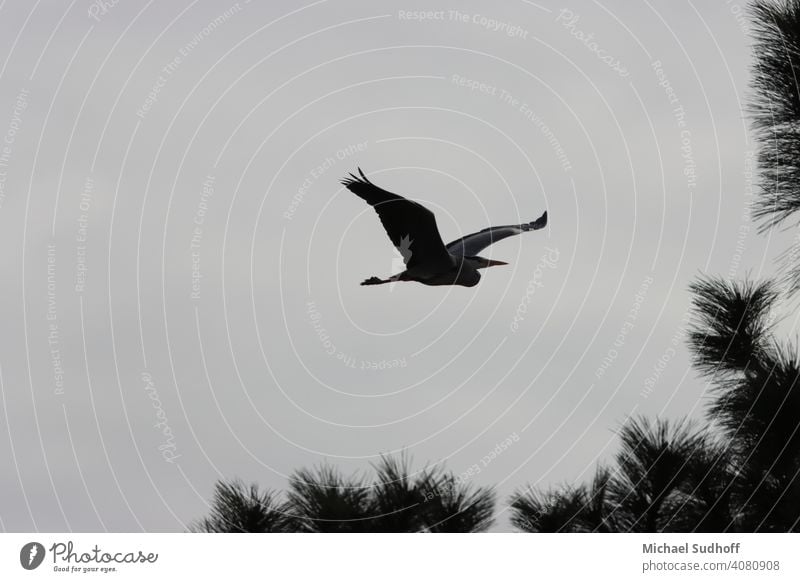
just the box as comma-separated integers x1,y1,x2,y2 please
342,168,453,272
445,211,548,257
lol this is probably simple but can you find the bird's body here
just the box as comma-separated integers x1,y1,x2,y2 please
362,255,481,287
341,169,547,287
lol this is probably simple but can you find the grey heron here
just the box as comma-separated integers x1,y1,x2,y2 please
341,168,548,287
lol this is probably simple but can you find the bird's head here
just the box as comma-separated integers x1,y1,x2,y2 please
455,266,482,287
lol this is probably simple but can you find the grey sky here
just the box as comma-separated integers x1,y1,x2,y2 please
0,0,790,532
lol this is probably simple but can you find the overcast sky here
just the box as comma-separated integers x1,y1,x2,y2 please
0,0,793,532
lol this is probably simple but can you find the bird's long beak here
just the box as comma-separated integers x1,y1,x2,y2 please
485,259,508,267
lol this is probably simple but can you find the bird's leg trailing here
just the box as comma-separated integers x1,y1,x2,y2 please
361,272,405,286
361,276,387,286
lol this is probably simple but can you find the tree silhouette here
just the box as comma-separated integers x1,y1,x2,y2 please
510,466,615,532
607,417,735,533
282,454,495,532
368,455,433,532
667,441,738,532
751,0,800,293
285,465,374,532
193,456,495,533
424,472,495,532
510,419,734,532
190,479,289,533
688,276,800,532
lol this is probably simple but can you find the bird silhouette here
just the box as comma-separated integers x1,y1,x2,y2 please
341,168,547,287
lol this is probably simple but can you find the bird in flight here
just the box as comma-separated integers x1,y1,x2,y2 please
341,168,547,287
